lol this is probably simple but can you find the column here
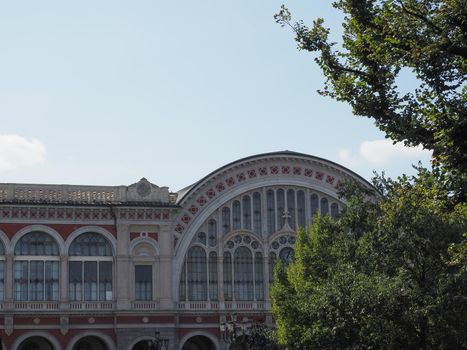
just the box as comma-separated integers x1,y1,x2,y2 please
159,223,173,309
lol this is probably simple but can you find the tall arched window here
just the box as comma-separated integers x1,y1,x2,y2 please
232,201,241,230
187,246,207,301
321,197,329,216
69,232,113,301
223,252,233,301
242,195,252,230
209,251,218,301
14,232,59,301
331,203,339,218
253,192,262,235
255,252,264,300
310,193,319,216
277,189,285,228
297,190,306,228
0,240,5,301
234,247,253,300
266,190,276,235
208,219,217,247
287,189,296,229
222,207,231,235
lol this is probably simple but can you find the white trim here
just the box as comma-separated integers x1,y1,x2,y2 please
65,330,116,350
9,225,64,255
11,330,62,350
179,331,219,350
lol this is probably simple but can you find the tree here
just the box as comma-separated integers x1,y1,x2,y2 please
271,170,467,349
274,1,466,199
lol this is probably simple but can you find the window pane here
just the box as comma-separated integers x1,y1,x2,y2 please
222,207,231,235
232,201,241,230
234,247,253,300
276,189,285,229
223,252,232,301
267,190,276,235
45,261,59,300
297,190,306,228
187,246,207,301
99,261,112,301
135,265,152,301
242,195,251,230
253,192,262,235
208,219,217,247
69,233,112,256
209,252,218,301
287,189,296,230
15,232,59,256
84,261,97,300
0,261,3,300
29,261,44,301
69,261,82,301
331,203,339,218
321,198,329,216
310,193,319,216
255,252,264,301
179,261,186,301
14,261,28,301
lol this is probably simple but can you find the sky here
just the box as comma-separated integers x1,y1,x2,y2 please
0,1,432,192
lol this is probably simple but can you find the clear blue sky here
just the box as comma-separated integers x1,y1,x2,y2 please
0,1,431,191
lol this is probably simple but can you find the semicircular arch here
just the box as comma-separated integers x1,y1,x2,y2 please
65,331,116,350
10,225,65,255
65,226,116,255
11,330,61,350
179,330,219,350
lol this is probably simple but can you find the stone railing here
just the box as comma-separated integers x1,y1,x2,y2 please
178,301,268,311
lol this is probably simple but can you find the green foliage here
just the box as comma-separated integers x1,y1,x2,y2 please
271,170,467,349
274,1,466,199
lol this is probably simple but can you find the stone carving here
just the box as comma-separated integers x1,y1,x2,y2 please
60,316,69,335
4,315,13,335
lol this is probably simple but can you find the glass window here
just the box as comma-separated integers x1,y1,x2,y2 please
14,232,59,301
232,200,241,230
209,252,218,301
242,195,252,230
267,190,276,235
223,252,232,301
321,197,329,216
277,189,285,229
253,192,262,235
297,190,306,228
135,265,152,301
68,233,113,301
255,252,264,301
0,241,4,301
234,247,253,300
208,219,217,247
310,193,319,216
187,246,207,301
222,207,231,235
331,203,339,218
179,262,186,301
269,252,276,284
287,189,296,229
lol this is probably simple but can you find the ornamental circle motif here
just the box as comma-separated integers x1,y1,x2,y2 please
136,179,151,197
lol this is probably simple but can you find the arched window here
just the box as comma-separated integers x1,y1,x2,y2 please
187,246,207,301
222,207,231,234
209,251,218,301
266,190,276,235
310,193,319,216
268,252,276,284
242,195,252,230
234,247,253,300
321,197,329,216
331,203,339,218
287,189,296,229
0,240,5,301
223,252,233,301
255,252,264,300
253,192,262,235
68,232,113,301
232,200,241,230
14,232,59,301
208,219,217,247
297,190,306,228
277,189,285,228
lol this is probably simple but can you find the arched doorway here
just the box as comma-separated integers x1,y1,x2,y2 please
182,335,216,350
131,339,153,350
17,336,54,350
72,336,108,350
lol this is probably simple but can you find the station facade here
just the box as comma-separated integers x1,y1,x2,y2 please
0,151,370,350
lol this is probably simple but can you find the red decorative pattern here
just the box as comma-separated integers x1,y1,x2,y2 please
226,177,235,187
181,214,191,224
326,175,335,185
236,173,246,182
154,210,162,219
137,210,144,219
304,168,313,177
315,171,324,181
175,224,184,233
206,189,216,199
270,166,279,175
196,196,207,206
162,210,170,219
189,205,199,215
293,167,302,175
281,166,290,174
216,182,225,192
247,169,257,178
259,167,268,176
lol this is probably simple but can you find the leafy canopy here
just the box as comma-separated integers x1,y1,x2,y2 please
271,170,467,349
274,0,466,198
